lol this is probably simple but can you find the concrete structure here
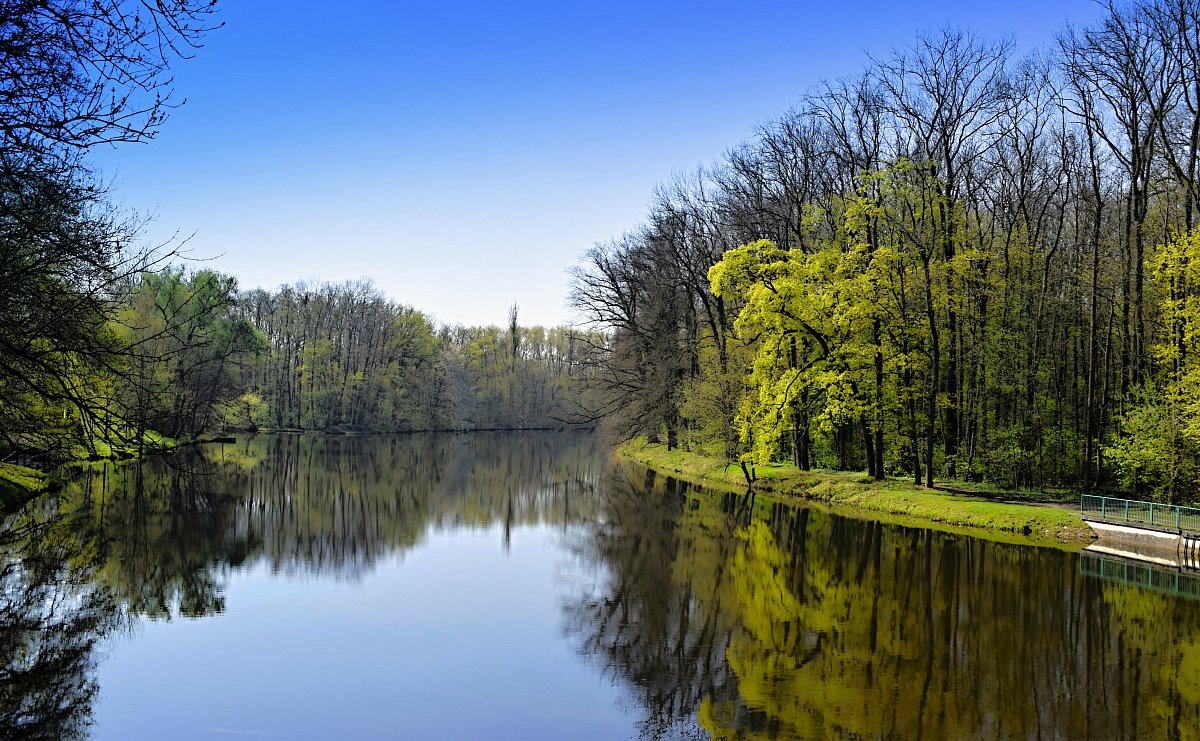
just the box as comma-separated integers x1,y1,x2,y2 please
1083,519,1200,569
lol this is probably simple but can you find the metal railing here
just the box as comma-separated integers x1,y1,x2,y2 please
1080,552,1200,600
1080,493,1200,533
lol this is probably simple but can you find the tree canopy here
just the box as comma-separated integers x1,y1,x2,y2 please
571,0,1200,501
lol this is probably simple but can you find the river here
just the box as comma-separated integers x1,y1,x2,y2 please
0,432,1196,739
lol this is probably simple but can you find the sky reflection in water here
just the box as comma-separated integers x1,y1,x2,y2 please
95,526,627,740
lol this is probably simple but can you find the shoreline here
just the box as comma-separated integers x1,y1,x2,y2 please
0,462,49,513
615,439,1096,546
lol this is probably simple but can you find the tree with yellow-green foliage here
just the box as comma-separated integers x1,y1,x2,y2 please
1108,229,1200,502
116,268,265,448
707,161,972,486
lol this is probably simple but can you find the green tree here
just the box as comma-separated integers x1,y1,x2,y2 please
1108,228,1200,501
117,268,263,445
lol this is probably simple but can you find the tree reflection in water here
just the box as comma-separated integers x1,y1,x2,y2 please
0,431,604,737
562,467,750,739
0,500,123,738
564,465,1200,740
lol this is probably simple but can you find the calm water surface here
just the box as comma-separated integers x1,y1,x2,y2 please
2,432,1198,739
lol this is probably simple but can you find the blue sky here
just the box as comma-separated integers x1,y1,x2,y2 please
92,0,1102,328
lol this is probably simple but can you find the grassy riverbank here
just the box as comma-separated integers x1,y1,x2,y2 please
616,439,1095,544
0,462,49,512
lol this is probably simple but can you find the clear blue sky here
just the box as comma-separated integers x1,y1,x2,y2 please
92,0,1102,328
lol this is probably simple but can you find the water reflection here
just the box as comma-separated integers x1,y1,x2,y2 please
0,499,125,738
563,468,741,740
1,434,1197,739
565,465,1200,739
0,432,604,737
76,432,604,585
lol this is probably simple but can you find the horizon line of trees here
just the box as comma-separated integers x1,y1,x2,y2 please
5,263,603,462
571,0,1200,502
232,279,601,433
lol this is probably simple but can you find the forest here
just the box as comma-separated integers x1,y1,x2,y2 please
231,283,598,433
570,0,1200,502
8,0,1200,504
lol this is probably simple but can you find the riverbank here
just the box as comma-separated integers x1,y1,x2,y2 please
0,462,49,512
616,439,1095,544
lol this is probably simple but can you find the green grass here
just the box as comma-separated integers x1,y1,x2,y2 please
0,462,49,511
616,439,1095,545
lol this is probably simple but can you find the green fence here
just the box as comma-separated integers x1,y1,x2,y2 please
1080,552,1200,600
1080,494,1200,533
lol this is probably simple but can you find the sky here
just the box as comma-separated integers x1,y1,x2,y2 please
90,0,1104,329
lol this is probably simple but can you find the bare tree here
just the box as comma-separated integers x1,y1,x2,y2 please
872,26,1015,478
1060,1,1177,391
570,231,694,447
1147,0,1200,230
0,0,220,163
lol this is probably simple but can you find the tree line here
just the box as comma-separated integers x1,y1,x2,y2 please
571,0,1200,502
233,281,599,433
8,259,600,460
